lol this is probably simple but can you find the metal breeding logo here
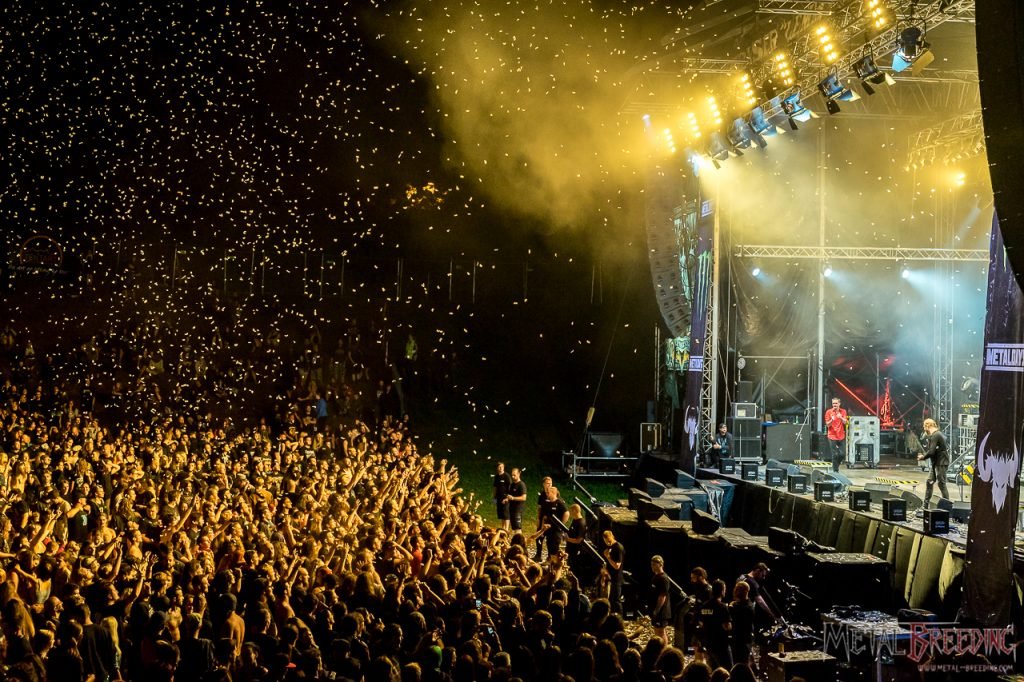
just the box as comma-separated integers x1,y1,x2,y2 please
823,622,1016,674
984,343,1024,372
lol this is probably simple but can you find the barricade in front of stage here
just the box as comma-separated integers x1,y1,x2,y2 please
596,473,966,622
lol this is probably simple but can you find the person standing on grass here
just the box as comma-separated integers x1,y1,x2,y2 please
493,461,512,530
505,467,527,531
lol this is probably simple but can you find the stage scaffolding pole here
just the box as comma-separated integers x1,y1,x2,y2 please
816,123,827,432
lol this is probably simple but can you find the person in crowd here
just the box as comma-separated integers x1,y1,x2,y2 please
697,579,732,671
534,485,568,561
684,567,712,657
564,503,588,579
918,417,950,509
736,562,782,624
648,555,671,643
534,475,553,560
728,580,755,667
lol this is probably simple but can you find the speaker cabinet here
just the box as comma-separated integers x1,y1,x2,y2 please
924,509,949,535
766,468,785,487
732,402,758,419
814,481,838,502
737,380,753,403
882,498,907,522
848,490,871,511
787,474,808,494
741,461,759,481
764,422,811,462
718,458,735,475
728,417,761,439
734,438,761,459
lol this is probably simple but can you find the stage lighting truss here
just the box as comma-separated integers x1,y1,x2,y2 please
893,25,935,74
852,54,894,95
814,24,840,65
817,71,860,114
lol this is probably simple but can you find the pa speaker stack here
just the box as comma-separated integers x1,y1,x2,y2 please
765,422,811,462
729,404,761,463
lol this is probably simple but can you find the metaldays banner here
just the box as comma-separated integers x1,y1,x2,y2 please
680,194,714,473
963,212,1023,628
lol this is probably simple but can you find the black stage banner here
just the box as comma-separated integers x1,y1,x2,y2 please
680,194,714,473
963,213,1023,627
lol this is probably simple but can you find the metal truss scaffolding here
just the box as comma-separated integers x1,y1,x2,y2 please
906,111,985,169
734,245,987,261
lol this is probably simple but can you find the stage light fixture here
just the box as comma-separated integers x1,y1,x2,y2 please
728,118,753,150
749,107,778,138
901,265,910,279
865,0,892,31
766,51,795,96
752,266,761,277
706,132,732,168
706,96,724,130
823,263,833,278
781,92,814,129
893,26,935,74
662,128,677,155
817,71,860,115
815,25,840,64
684,111,702,141
853,55,894,95
737,72,758,108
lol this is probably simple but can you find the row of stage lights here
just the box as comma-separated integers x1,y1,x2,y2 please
648,0,935,171
751,262,914,279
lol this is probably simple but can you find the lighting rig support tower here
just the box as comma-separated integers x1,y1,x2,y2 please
701,187,722,454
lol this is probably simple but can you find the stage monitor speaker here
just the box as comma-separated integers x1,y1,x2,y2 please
718,458,736,475
692,509,721,535
737,380,753,403
937,497,970,523
640,423,662,452
728,417,761,439
810,470,852,491
589,432,623,458
734,438,761,460
864,483,892,503
899,489,924,513
765,468,786,486
764,423,811,462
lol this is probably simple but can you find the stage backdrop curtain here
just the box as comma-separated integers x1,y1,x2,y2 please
962,212,1023,628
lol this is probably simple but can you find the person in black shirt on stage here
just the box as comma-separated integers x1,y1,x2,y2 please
493,461,512,530
505,468,527,530
917,418,950,509
705,423,733,468
736,563,781,624
698,579,732,671
649,555,672,642
685,567,713,655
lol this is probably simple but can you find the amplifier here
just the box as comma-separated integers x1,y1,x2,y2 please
733,402,758,419
814,481,839,502
882,498,907,522
766,468,786,487
718,458,736,475
924,509,949,535
741,461,759,481
788,474,809,494
848,490,871,511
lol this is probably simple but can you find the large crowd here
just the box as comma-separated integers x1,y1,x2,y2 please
0,302,770,682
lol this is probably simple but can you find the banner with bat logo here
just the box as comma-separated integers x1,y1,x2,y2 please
963,213,1023,627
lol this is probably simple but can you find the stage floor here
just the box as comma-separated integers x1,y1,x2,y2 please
830,454,973,502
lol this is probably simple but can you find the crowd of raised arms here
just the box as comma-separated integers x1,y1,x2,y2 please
0,306,765,682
